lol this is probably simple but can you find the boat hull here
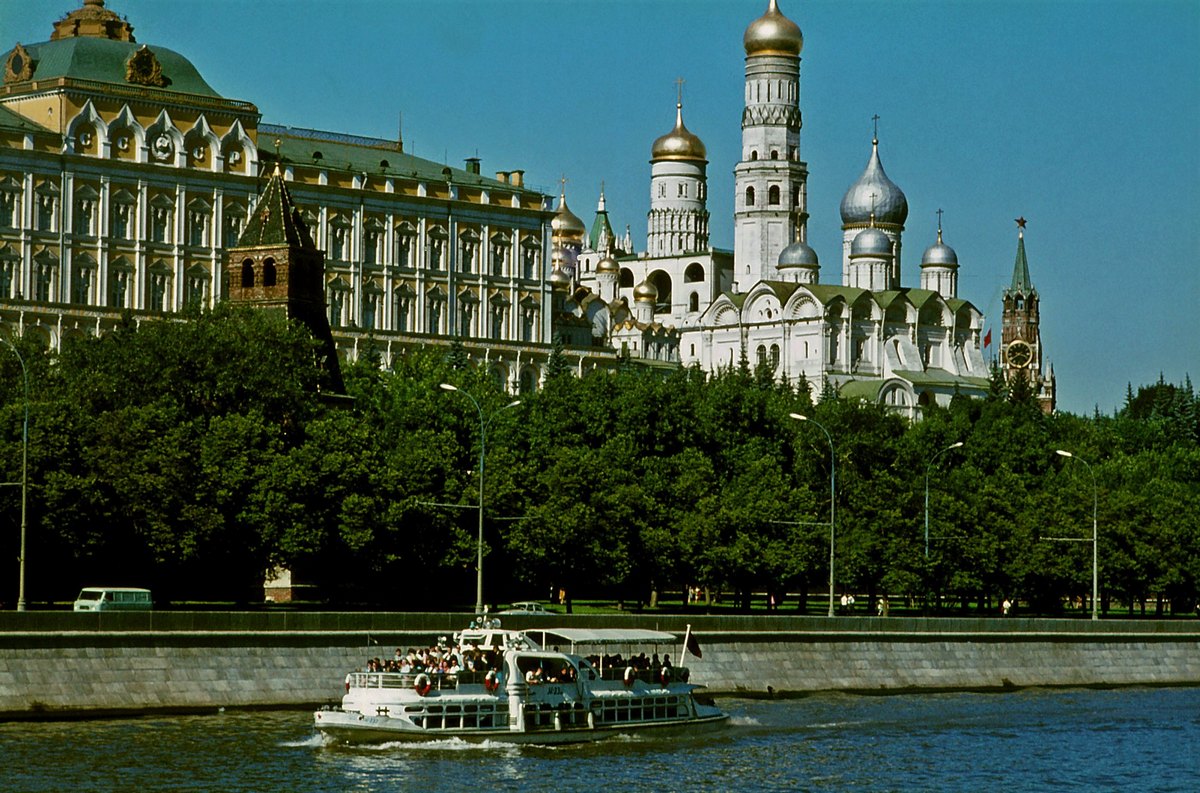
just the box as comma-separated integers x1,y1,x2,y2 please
314,708,729,745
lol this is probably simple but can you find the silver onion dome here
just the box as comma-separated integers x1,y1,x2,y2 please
921,229,958,267
850,226,893,258
840,139,908,227
778,239,819,268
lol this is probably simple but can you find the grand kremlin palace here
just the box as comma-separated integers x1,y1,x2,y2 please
0,1,1054,414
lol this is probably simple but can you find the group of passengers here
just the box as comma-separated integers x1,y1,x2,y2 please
523,660,577,685
586,651,673,675
363,644,501,677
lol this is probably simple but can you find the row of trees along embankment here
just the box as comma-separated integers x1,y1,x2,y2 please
0,308,1196,615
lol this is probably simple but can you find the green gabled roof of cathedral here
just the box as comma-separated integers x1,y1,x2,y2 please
1008,233,1034,294
265,129,543,195
838,379,885,402
18,37,222,98
892,369,990,388
235,166,315,249
804,284,869,305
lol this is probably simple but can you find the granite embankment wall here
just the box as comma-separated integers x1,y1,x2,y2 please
1,612,1197,719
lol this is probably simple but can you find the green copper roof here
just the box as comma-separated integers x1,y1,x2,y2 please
235,167,316,249
589,207,616,250
892,369,990,388
265,127,542,195
1008,233,1034,294
838,379,885,402
18,37,221,98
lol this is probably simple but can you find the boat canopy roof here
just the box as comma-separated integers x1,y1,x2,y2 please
523,628,678,649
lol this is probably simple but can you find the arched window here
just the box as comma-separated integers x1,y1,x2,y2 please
241,259,254,288
263,257,277,287
750,150,758,161
689,292,699,312
770,150,778,160
768,186,780,205
770,343,780,370
745,187,755,207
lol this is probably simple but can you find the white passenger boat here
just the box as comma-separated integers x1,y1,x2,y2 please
314,622,727,744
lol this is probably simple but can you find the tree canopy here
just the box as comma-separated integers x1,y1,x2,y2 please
1,312,1196,616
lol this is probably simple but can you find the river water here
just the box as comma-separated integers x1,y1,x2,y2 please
3,688,1197,792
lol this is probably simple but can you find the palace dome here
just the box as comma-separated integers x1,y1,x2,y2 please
743,0,803,57
8,2,222,98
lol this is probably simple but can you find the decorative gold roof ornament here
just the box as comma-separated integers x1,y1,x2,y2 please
51,0,136,43
125,45,168,88
3,44,35,85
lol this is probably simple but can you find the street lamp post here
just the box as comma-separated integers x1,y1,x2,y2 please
1056,449,1098,621
790,413,835,617
440,383,520,616
1,338,28,612
924,441,964,559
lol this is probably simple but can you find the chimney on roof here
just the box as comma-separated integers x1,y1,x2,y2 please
464,157,480,175
495,171,509,184
510,170,524,188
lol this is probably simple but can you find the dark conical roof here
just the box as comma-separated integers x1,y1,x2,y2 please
236,166,316,249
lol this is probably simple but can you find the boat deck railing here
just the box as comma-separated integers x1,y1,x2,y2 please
348,670,500,691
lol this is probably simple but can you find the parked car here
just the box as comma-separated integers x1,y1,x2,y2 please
498,601,554,615
73,587,153,612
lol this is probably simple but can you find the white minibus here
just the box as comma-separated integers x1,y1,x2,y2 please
73,587,154,611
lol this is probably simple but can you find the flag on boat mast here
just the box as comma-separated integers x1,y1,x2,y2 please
680,624,702,661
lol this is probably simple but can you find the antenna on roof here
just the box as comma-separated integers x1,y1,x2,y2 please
397,111,403,153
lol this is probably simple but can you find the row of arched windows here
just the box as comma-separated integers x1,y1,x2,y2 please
240,257,277,289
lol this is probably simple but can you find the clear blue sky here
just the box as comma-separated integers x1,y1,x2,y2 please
6,0,1198,415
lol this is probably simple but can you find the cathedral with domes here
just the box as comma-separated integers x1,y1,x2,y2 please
0,0,1054,414
549,0,1055,416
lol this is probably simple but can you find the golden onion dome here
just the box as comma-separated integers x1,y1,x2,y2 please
743,0,803,57
551,191,586,241
650,103,707,163
633,279,658,302
548,265,572,291
597,255,620,274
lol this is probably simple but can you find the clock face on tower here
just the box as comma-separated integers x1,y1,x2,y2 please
1007,340,1032,369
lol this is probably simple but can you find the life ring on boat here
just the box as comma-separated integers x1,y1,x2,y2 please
659,666,672,685
414,673,432,696
623,666,637,687
484,670,500,693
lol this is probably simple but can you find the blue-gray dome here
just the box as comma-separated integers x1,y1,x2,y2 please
840,139,908,227
921,230,958,267
778,239,819,268
850,227,892,258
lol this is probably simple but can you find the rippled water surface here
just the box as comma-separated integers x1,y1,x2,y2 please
4,688,1198,792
